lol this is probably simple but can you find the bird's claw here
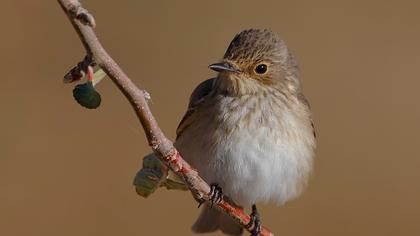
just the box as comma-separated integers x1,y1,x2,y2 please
209,184,223,207
250,219,261,236
196,184,224,208
247,205,262,236
197,198,205,208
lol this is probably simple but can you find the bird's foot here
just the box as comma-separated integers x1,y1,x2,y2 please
247,204,262,236
197,184,224,208
208,183,224,207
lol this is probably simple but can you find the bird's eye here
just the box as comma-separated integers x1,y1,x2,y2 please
255,64,268,74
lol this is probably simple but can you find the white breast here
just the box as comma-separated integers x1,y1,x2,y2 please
175,93,315,206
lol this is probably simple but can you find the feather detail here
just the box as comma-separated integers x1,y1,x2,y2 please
176,78,215,138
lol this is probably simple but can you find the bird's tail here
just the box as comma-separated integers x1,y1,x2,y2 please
192,204,243,236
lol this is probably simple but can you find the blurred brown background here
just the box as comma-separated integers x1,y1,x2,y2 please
1,0,419,235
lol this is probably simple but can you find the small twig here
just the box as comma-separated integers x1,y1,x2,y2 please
57,1,273,235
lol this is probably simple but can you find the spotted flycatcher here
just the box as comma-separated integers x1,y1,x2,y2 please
175,29,316,236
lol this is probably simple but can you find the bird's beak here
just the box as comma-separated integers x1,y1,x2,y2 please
208,62,240,73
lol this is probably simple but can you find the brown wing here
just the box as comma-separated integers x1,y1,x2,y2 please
176,78,215,139
298,93,316,139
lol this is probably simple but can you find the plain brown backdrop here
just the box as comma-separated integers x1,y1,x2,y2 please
1,1,419,235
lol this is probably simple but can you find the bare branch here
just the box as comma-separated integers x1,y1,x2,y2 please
57,1,273,235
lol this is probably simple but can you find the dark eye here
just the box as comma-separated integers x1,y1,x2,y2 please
255,64,268,74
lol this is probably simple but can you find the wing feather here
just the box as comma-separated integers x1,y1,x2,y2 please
298,93,316,138
176,78,215,139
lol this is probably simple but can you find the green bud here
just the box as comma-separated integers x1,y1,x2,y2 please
72,82,101,109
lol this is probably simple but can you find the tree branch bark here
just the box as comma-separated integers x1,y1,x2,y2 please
57,1,273,235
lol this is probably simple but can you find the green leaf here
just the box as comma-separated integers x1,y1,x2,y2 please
133,153,165,198
133,153,188,198
133,168,163,198
72,82,101,109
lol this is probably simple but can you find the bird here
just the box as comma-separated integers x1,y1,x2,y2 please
174,29,316,236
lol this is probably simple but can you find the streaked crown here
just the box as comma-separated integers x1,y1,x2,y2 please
224,29,291,65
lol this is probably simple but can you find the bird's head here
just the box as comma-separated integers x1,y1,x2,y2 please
210,29,300,95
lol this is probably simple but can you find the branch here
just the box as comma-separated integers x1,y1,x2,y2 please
57,1,273,235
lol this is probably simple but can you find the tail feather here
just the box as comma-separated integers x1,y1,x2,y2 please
192,204,220,233
192,204,243,236
219,211,243,235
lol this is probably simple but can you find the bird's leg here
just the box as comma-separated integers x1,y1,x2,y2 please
246,204,262,236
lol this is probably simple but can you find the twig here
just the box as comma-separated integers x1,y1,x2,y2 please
57,1,273,235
